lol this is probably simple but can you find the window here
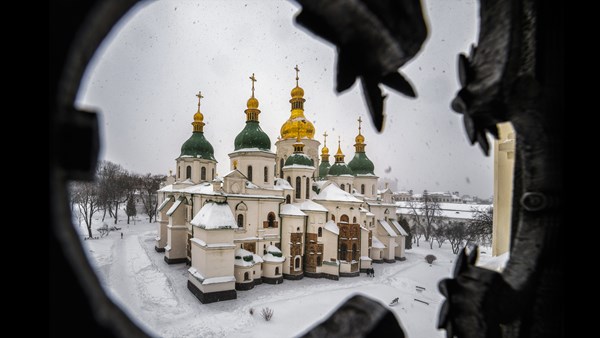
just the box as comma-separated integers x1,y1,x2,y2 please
268,212,276,228
318,227,322,237
237,214,244,228
348,184,351,193
244,272,250,281
286,195,291,204
372,185,375,195
287,176,291,184
331,214,335,221
305,176,310,199
352,216,357,223
212,168,215,180
294,256,301,269
264,166,268,182
340,183,345,191
247,165,253,181
340,214,349,223
280,158,284,178
340,243,347,261
317,256,322,266
361,184,365,195
186,165,191,179
178,166,180,178
352,244,358,261
275,267,280,275
201,167,206,180
295,176,301,198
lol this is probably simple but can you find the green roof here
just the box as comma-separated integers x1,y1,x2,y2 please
285,153,313,167
180,132,215,160
318,160,331,179
328,162,353,176
234,121,271,151
348,152,375,175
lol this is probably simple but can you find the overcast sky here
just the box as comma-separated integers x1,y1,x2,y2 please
76,0,492,198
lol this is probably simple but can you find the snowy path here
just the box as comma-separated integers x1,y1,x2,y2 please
79,219,496,338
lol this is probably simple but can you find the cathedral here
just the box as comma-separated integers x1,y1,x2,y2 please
155,67,407,304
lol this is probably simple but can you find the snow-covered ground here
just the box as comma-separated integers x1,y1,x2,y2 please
75,211,502,338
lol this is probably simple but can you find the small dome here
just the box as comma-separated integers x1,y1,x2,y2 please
180,133,215,160
280,118,315,139
194,111,204,122
291,86,304,98
328,162,353,176
285,153,313,167
355,134,365,144
234,122,271,150
318,160,331,179
321,145,330,155
348,152,375,175
247,97,259,109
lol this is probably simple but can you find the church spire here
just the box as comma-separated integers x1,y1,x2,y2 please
354,116,366,153
334,136,345,163
192,91,205,133
280,65,315,140
321,131,330,161
245,73,260,122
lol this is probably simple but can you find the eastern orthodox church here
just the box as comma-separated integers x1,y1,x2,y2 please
155,67,407,303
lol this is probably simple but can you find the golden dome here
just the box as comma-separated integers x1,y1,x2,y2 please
291,86,304,98
321,145,329,155
281,118,315,139
194,111,204,122
355,134,365,144
247,97,259,109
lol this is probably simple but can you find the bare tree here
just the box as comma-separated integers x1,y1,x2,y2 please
407,191,442,244
139,173,165,223
126,192,137,224
97,161,136,224
397,215,412,249
445,222,468,254
467,206,493,246
433,224,447,248
70,181,101,239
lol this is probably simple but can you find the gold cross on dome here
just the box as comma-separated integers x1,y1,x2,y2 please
249,73,257,97
358,116,363,134
294,64,300,86
323,131,328,147
195,91,204,109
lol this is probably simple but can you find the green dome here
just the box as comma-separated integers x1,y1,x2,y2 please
328,162,353,176
285,153,313,167
348,152,375,175
180,132,215,160
318,160,331,179
234,121,271,151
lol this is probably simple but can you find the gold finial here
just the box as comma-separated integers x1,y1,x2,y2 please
249,73,257,98
294,64,300,87
354,116,366,150
196,91,204,111
334,136,345,162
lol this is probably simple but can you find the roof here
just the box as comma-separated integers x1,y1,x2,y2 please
327,162,353,176
314,184,362,203
166,198,184,216
274,178,293,190
181,182,216,194
390,220,409,236
284,152,313,167
324,220,339,235
378,219,398,237
234,120,271,151
372,236,386,249
190,202,237,229
318,160,331,179
348,152,375,175
293,200,328,212
280,204,307,217
180,131,216,160
157,196,173,212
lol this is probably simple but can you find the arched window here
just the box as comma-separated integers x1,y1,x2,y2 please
244,272,250,281
286,195,291,204
361,184,365,195
340,214,349,223
348,184,352,193
305,177,310,199
264,166,269,182
287,176,291,184
295,176,301,198
331,214,336,221
317,256,322,266
280,159,284,178
352,216,357,223
211,168,215,180
275,267,280,275
268,212,276,228
372,185,375,195
318,227,322,237
352,244,358,261
340,243,348,261
178,166,181,178
247,165,253,181
186,165,191,179
237,214,244,228
201,167,206,180
294,256,301,269
340,183,345,191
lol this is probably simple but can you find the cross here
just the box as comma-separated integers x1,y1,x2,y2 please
358,116,363,134
195,91,204,109
294,64,300,86
249,73,257,97
323,131,328,147
338,136,341,147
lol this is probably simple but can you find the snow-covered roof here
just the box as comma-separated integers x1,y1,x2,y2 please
246,181,259,189
293,200,328,212
253,254,264,264
157,184,175,192
157,196,173,212
390,220,409,236
280,204,307,217
282,164,315,170
182,182,216,194
188,267,236,285
166,198,185,216
378,220,398,237
235,248,253,257
314,184,362,203
360,256,372,261
324,220,339,235
223,169,247,179
263,253,286,263
229,147,275,155
372,236,386,249
266,245,281,253
191,202,237,229
274,178,293,190
313,180,330,190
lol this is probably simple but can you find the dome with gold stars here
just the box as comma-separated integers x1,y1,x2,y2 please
280,65,315,140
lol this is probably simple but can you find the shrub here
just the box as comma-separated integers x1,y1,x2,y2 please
425,254,437,264
261,307,274,321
